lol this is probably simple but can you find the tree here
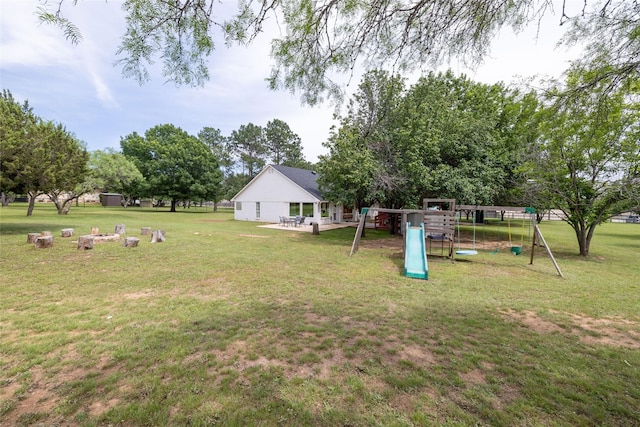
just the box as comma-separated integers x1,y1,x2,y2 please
39,1,638,104
319,71,528,209
198,127,234,176
1,91,88,215
316,124,379,210
89,149,145,207
229,123,267,178
0,90,38,206
121,124,222,212
525,69,640,256
264,119,306,167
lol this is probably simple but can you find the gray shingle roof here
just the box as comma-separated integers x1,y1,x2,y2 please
272,165,323,200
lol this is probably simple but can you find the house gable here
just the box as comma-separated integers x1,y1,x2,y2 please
232,165,321,203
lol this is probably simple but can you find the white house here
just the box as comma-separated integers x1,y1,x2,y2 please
231,165,349,224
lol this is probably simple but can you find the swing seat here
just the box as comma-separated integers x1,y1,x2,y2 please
456,249,478,256
510,246,522,255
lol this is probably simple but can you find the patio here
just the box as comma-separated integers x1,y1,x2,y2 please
258,222,356,233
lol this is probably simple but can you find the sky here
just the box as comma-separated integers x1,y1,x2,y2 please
1,0,584,163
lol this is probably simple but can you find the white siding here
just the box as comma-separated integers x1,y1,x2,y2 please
233,166,320,223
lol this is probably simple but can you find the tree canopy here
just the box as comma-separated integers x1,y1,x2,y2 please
524,68,640,256
41,1,639,103
121,124,222,211
317,70,531,209
0,90,89,215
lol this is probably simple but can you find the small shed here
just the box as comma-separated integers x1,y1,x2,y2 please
100,193,122,207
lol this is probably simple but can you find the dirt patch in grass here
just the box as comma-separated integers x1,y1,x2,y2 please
238,234,269,239
359,238,403,250
501,309,640,349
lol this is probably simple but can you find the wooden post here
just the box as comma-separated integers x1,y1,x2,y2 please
35,236,54,248
77,235,94,250
349,209,368,256
27,233,40,243
114,224,126,235
123,237,140,247
531,225,564,278
61,228,74,237
141,227,152,235
151,230,166,243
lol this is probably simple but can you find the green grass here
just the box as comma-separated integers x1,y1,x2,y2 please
1,203,639,426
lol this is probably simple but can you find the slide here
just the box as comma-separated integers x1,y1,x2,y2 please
404,223,429,280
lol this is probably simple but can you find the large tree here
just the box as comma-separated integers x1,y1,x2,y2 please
121,124,222,211
0,90,38,206
89,149,145,207
264,119,306,167
526,69,640,256
318,71,528,209
40,1,638,104
229,123,267,178
1,90,88,215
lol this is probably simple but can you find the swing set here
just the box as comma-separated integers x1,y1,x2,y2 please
454,205,563,277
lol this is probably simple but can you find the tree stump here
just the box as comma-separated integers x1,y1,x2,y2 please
77,235,94,250
35,236,54,248
27,233,41,243
140,227,152,235
151,230,166,243
61,228,74,238
312,222,320,235
91,227,99,235
114,224,126,235
123,237,140,247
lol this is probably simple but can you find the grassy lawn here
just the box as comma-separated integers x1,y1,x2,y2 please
1,203,639,426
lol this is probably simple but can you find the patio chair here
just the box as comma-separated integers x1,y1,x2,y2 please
297,216,306,226
279,216,286,227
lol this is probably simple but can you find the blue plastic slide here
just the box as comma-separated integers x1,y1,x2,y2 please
404,223,429,280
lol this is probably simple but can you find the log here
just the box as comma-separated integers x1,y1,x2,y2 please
151,230,166,243
61,228,74,238
27,233,40,243
77,235,94,250
140,227,152,235
114,224,126,235
35,236,54,248
123,237,140,247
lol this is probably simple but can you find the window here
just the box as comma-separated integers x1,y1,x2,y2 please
235,202,242,210
256,202,260,219
302,203,313,216
321,202,329,218
289,202,299,216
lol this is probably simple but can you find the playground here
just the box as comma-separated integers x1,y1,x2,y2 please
350,199,563,280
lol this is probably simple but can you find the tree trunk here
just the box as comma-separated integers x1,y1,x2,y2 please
35,236,54,248
151,230,166,243
123,237,140,247
0,192,10,207
170,199,177,212
77,235,94,250
575,225,590,256
27,191,38,216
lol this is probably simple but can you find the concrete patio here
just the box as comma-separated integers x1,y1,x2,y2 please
258,222,357,233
